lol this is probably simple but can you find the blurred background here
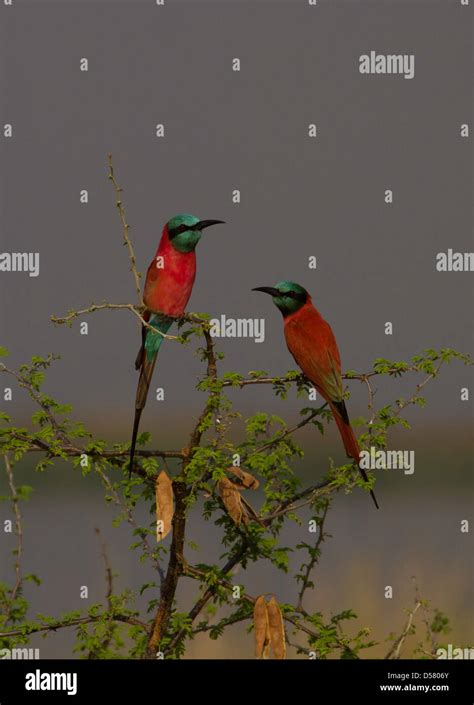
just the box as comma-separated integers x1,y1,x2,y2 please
0,0,472,658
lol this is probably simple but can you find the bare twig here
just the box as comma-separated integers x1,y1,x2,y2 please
51,302,179,340
386,599,422,659
107,153,143,305
187,327,218,451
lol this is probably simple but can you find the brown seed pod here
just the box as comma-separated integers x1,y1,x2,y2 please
227,466,260,490
267,596,286,660
253,595,270,659
219,477,244,525
155,470,174,542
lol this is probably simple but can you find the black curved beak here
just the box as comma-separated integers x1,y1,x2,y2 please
194,219,225,231
252,286,281,297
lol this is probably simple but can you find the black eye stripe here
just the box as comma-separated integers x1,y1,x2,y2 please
278,290,306,302
169,223,189,238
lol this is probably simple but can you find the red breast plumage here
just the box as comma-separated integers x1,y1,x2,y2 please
143,226,197,317
128,215,225,478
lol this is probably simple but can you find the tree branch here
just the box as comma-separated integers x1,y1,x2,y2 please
0,613,147,639
3,454,23,618
296,500,330,611
88,528,116,658
146,327,221,658
385,599,422,659
0,363,70,445
107,154,143,305
95,527,113,607
173,551,348,654
51,302,179,339
243,406,327,463
146,481,188,657
2,431,184,463
165,541,251,654
94,464,165,582
220,367,424,390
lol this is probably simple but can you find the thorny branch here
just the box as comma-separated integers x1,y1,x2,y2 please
2,454,23,620
296,500,330,611
51,302,178,339
244,406,326,462
89,528,115,658
393,360,444,419
0,613,147,639
220,367,429,388
385,599,422,659
94,464,166,583
51,303,210,343
95,527,114,607
107,153,143,306
166,541,250,653
0,363,70,446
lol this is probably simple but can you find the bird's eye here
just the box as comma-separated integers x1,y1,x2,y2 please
288,291,304,301
179,224,188,233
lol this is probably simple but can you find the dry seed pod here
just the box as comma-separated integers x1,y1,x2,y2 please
253,595,270,659
155,470,174,542
267,596,286,660
219,477,244,525
227,466,260,490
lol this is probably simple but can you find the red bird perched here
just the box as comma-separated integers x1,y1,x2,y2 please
253,280,379,509
129,214,225,478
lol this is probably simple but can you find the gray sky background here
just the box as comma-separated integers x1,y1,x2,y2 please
0,1,472,432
